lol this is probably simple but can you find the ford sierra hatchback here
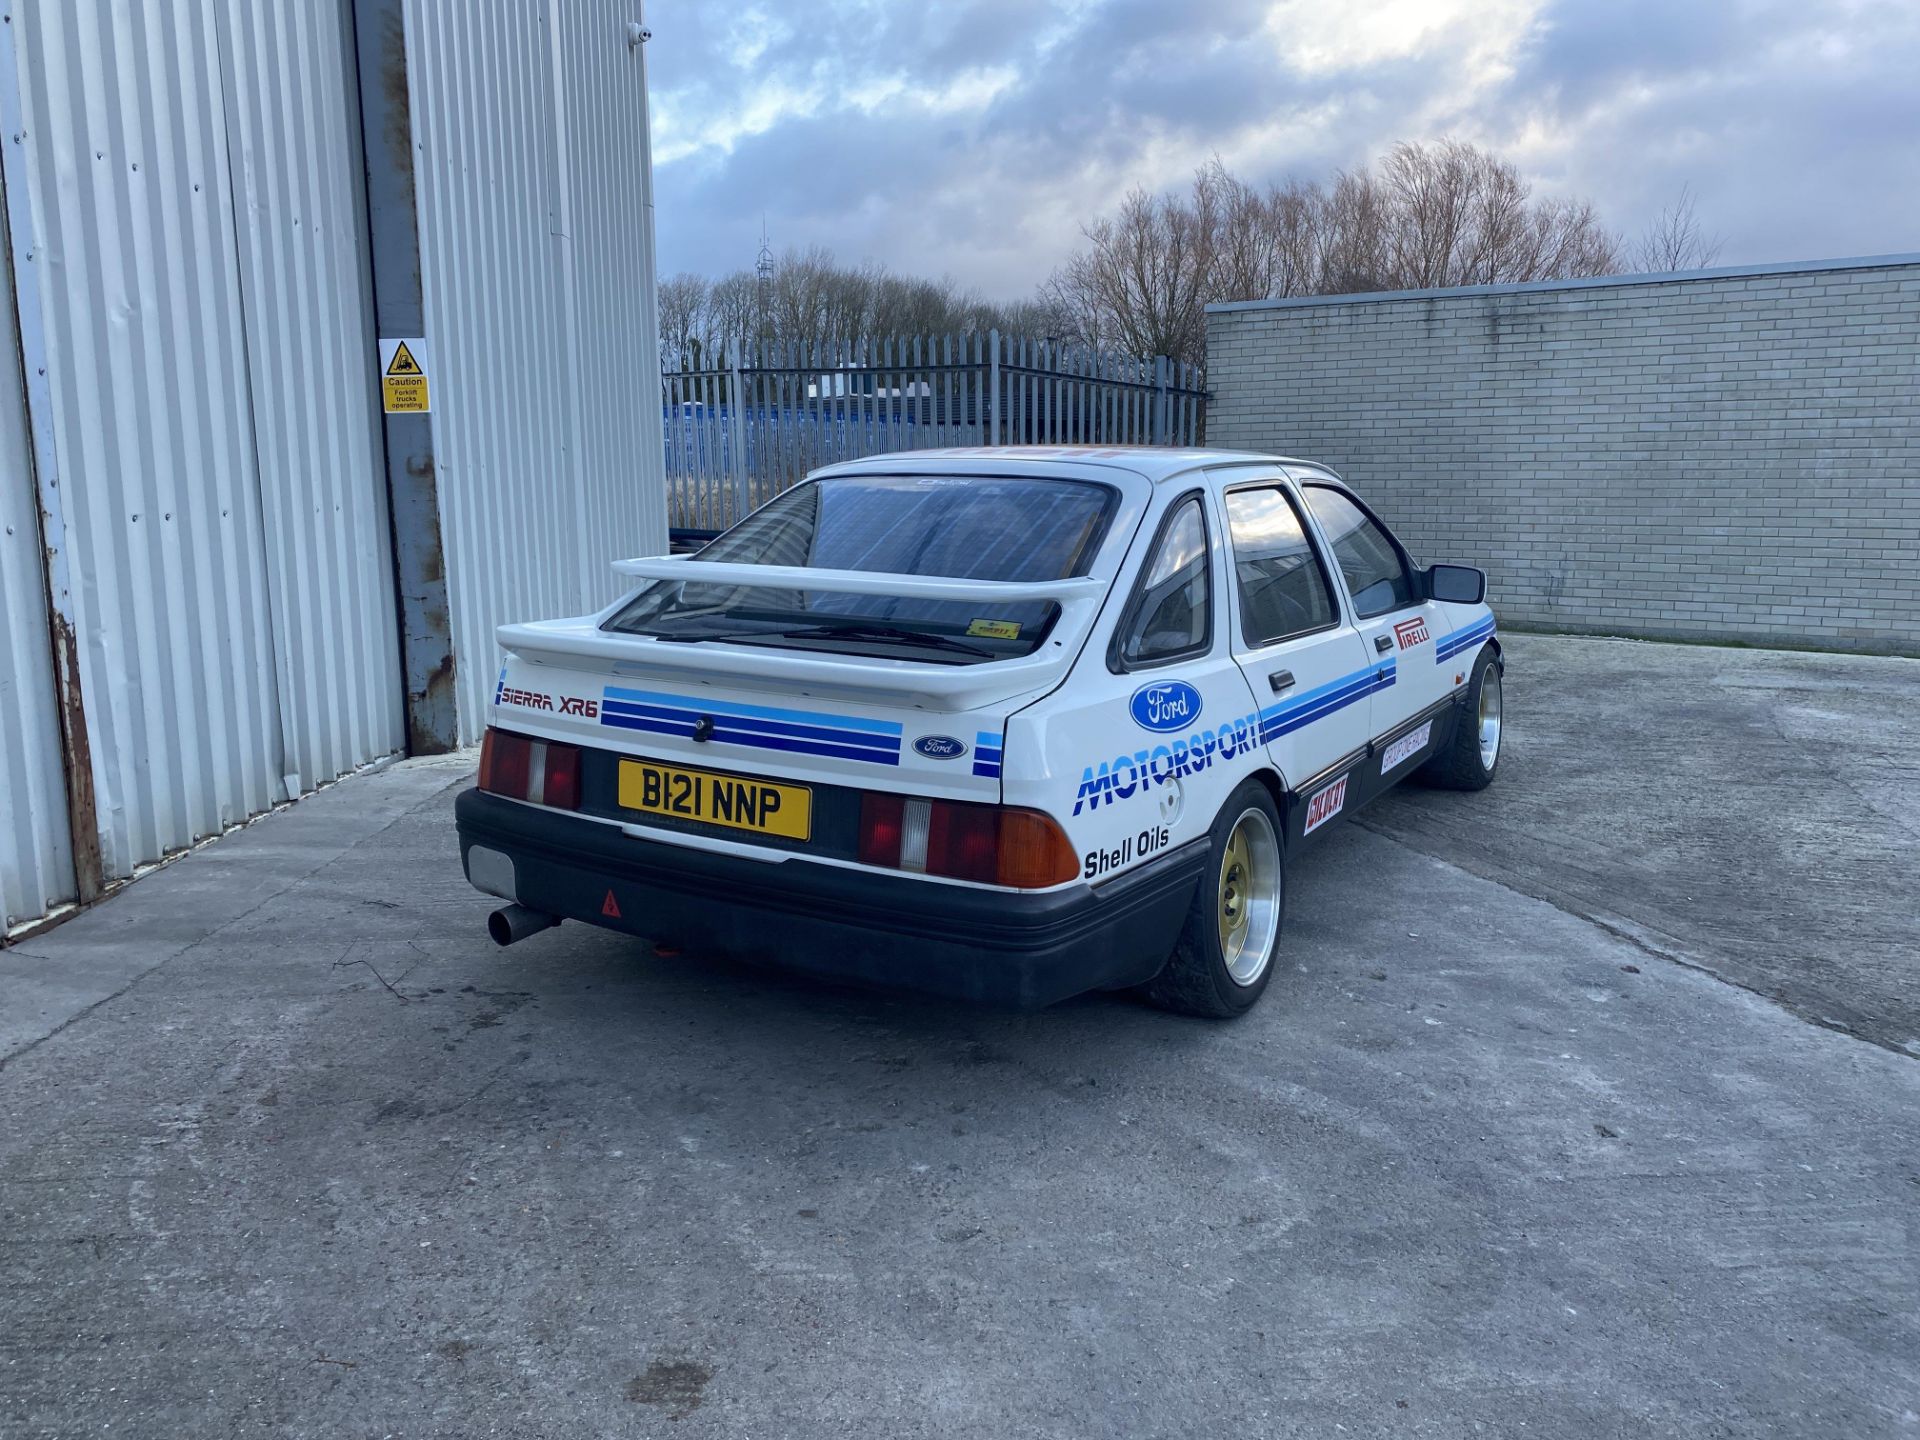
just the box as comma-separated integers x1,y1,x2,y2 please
457,447,1503,1016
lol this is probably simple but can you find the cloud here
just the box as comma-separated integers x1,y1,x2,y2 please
644,0,1920,299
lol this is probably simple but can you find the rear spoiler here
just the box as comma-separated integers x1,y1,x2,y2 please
611,554,1106,606
495,554,1111,711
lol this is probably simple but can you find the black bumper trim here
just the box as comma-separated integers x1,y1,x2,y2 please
456,789,1204,1008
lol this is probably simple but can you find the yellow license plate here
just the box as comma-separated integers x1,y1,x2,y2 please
617,759,812,840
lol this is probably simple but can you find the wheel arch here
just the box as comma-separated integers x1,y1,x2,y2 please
1242,765,1293,847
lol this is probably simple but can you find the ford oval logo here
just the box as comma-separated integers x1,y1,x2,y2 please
913,734,968,760
1130,680,1202,732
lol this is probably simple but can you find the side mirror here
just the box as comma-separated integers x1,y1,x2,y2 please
1426,563,1487,605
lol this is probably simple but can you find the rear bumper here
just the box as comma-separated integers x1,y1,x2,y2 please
455,789,1203,1008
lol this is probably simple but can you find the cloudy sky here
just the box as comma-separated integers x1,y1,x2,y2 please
644,0,1920,300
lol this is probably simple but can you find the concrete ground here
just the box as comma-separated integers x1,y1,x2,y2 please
1367,634,1920,1056
1,636,1915,1438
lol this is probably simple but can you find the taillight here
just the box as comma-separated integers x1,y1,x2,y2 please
479,728,581,809
857,793,1079,889
858,793,905,868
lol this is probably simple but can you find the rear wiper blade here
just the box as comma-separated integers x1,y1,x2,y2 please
646,624,998,658
650,630,776,644
774,624,997,658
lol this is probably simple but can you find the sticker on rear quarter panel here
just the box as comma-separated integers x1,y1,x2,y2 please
1302,775,1349,835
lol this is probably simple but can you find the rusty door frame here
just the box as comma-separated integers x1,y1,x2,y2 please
350,0,457,756
0,20,104,907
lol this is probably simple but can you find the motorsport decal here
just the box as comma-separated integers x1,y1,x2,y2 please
1302,774,1349,835
600,686,904,766
913,734,968,760
1394,616,1430,650
1380,721,1432,774
1073,660,1395,814
1129,679,1203,733
1437,616,1496,664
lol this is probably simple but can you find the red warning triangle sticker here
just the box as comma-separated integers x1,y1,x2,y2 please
601,890,621,919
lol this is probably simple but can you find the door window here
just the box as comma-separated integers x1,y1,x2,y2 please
1225,486,1338,646
1116,494,1211,666
1302,485,1415,619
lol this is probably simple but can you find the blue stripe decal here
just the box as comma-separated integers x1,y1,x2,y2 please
1263,677,1392,739
1436,619,1496,663
600,686,903,766
601,700,899,754
972,730,1003,779
599,711,901,766
1254,660,1394,742
603,686,903,736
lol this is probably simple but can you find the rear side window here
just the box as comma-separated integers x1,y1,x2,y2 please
1116,494,1211,667
1225,486,1337,645
1302,485,1415,619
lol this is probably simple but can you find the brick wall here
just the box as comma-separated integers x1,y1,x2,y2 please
1205,258,1920,654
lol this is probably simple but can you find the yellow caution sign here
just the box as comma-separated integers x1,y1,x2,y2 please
379,337,430,412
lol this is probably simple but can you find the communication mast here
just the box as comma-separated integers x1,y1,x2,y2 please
755,219,774,339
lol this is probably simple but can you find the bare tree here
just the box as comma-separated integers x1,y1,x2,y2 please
656,272,709,370
1043,140,1630,366
1632,184,1724,272
1043,172,1220,365
702,272,765,364
663,247,1052,365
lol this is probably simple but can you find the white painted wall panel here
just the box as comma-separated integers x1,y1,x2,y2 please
0,231,75,931
12,0,289,879
5,0,403,897
407,0,666,741
217,0,406,789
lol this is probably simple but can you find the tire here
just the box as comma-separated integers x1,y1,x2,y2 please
1143,780,1285,1018
1419,646,1502,791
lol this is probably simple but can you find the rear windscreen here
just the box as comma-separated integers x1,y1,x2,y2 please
607,475,1116,660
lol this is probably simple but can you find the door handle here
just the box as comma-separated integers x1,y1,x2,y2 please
1374,634,1393,654
1268,669,1295,693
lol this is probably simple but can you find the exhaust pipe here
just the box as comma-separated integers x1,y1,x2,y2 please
489,904,560,946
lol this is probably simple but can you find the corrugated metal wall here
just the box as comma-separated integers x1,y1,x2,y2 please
1,0,402,922
407,0,666,741
0,227,75,931
216,0,404,792
2,0,660,930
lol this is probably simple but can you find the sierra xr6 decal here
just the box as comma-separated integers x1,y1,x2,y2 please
1074,660,1395,814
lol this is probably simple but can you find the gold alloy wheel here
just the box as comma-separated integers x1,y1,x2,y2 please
1216,806,1281,986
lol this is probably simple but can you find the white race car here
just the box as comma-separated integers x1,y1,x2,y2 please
458,447,1503,1016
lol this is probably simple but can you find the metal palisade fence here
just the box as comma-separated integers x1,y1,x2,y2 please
662,332,1208,528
